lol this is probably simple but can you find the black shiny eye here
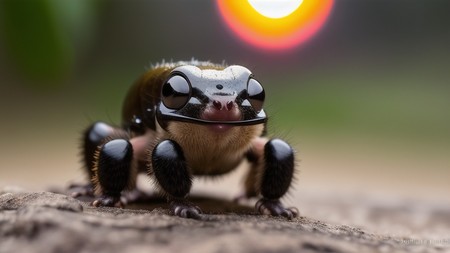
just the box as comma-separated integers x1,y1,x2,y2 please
162,75,191,109
247,78,265,113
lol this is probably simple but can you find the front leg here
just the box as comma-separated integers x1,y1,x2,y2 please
257,138,298,219
70,122,116,198
91,139,135,207
151,140,201,219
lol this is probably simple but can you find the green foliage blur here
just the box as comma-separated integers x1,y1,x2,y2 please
0,0,102,88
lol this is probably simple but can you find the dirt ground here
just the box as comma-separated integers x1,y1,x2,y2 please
1,131,449,253
1,186,449,253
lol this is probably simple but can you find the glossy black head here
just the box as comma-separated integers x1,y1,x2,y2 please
157,65,267,127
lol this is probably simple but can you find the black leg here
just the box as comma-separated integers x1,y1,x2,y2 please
83,122,115,179
92,139,134,207
151,140,201,219
70,122,115,197
257,138,298,219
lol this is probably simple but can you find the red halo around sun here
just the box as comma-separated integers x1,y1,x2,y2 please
216,0,334,50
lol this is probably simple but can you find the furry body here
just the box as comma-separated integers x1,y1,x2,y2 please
75,60,297,219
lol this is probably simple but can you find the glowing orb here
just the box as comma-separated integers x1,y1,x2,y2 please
248,0,303,19
216,0,334,50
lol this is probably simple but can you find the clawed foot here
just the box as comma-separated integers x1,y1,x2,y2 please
256,198,299,220
91,195,123,208
169,199,202,219
68,183,94,198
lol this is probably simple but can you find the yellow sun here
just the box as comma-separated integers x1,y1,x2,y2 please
248,0,304,19
216,0,334,50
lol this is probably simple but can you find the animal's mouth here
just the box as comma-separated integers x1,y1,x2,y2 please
200,104,242,133
157,102,268,127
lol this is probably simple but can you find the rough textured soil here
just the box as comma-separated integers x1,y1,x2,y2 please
1,188,449,253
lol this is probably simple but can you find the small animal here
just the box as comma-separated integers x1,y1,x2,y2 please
73,60,297,219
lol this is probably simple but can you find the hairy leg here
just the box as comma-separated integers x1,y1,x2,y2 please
151,139,201,219
245,137,298,219
74,122,138,206
91,136,137,207
70,122,116,197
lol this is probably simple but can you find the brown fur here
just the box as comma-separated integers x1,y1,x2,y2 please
160,122,265,176
242,137,269,197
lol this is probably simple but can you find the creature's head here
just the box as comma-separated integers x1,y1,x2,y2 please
156,65,267,133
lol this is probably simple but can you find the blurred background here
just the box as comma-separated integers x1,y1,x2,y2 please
0,0,449,218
